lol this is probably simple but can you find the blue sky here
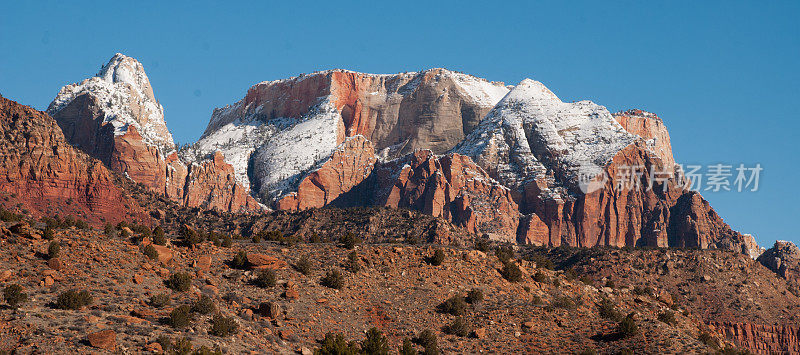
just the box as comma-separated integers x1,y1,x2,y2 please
1,1,798,247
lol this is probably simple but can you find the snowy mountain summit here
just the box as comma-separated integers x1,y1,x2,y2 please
48,53,175,154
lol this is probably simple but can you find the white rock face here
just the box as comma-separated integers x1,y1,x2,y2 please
47,53,175,153
188,68,509,204
454,78,637,194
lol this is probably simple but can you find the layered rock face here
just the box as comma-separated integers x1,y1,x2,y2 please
48,54,259,213
189,68,509,203
0,95,137,224
613,109,676,172
710,321,800,354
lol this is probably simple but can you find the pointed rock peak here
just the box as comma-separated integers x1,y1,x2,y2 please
96,53,155,101
48,53,174,152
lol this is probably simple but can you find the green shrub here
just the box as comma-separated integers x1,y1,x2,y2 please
172,336,193,354
149,293,170,308
221,234,232,247
168,304,193,328
3,284,27,309
579,275,594,286
42,227,54,240
633,285,653,296
47,241,60,259
551,295,576,310
344,251,361,273
533,271,549,284
181,225,203,247
74,219,89,230
340,232,361,250
617,313,638,338
437,295,467,316
444,317,471,337
251,233,262,243
429,249,445,266
192,295,216,314
361,327,390,355
152,228,167,246
254,269,277,288
495,245,514,263
658,310,677,325
321,269,345,290
315,332,359,355
55,289,93,310
309,232,322,244
414,330,438,355
231,251,249,269
103,223,116,237
563,268,579,280
597,297,622,321
474,238,491,252
165,272,192,292
604,280,616,288
501,261,522,282
209,314,238,337
399,337,415,355
295,255,313,275
143,244,159,260
465,289,484,304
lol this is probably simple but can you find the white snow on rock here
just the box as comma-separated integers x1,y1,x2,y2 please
193,68,509,203
455,78,637,193
47,53,175,154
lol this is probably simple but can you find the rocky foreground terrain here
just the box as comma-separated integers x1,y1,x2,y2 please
0,204,774,354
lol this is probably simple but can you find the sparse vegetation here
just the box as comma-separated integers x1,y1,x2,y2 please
168,304,193,328
315,332,359,355
149,293,170,308
55,289,93,310
340,232,361,250
617,313,638,338
295,255,313,275
429,248,445,266
321,269,345,289
658,310,677,325
231,250,249,269
47,241,60,259
361,327,390,355
192,295,216,314
254,268,277,288
597,297,622,321
414,330,439,355
165,272,193,292
465,289,484,304
501,261,522,282
437,295,467,316
3,284,27,309
344,250,362,273
142,244,158,260
209,314,238,337
495,245,514,263
444,316,471,337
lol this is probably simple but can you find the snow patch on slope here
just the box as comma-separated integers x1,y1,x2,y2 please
251,100,340,202
455,78,636,193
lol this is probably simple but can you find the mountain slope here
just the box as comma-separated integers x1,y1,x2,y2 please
0,94,141,224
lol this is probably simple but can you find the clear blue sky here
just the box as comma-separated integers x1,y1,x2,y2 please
1,1,798,247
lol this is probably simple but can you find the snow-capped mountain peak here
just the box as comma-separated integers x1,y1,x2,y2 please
48,53,174,154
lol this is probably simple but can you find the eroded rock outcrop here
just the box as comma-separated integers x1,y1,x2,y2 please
372,150,519,241
48,54,259,213
0,94,138,224
758,241,800,292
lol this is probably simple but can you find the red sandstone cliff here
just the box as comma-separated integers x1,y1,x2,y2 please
0,95,139,225
48,54,260,213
